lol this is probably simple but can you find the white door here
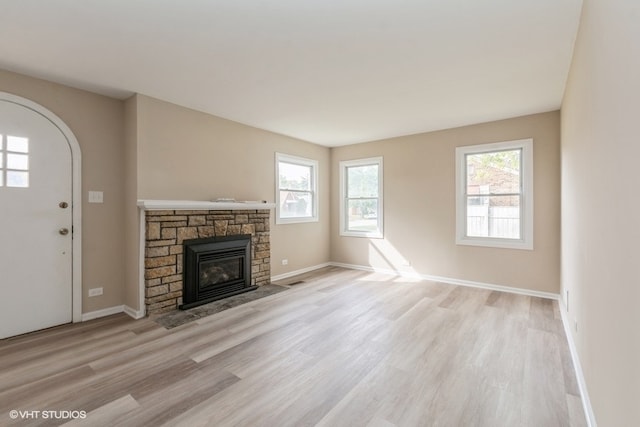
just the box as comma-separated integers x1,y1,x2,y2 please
0,99,73,339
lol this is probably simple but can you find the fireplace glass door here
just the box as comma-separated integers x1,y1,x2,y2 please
182,235,255,309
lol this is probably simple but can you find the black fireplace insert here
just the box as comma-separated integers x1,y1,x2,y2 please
181,234,256,309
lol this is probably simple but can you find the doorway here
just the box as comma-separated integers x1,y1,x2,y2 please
0,93,81,339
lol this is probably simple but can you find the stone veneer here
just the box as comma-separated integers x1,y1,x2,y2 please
144,209,271,314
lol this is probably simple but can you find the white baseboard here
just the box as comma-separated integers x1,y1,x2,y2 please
559,301,597,427
329,262,560,300
81,305,126,322
123,305,145,319
81,305,145,321
271,263,332,282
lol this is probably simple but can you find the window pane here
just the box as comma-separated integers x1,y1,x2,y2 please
279,191,312,218
347,164,378,198
6,171,29,187
467,195,520,239
466,149,520,195
7,153,28,170
7,136,29,153
347,198,378,232
279,162,311,191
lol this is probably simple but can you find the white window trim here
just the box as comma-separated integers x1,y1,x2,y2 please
455,138,533,250
339,156,384,238
275,153,319,224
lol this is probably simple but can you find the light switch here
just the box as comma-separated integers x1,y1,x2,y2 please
88,191,104,203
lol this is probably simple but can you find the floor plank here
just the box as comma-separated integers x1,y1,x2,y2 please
0,267,587,426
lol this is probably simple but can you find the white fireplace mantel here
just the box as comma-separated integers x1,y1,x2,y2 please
137,199,276,211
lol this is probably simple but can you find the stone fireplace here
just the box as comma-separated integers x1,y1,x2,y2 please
139,200,274,315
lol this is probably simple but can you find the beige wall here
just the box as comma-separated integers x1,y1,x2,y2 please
561,0,640,424
134,95,331,277
0,69,126,313
331,111,561,294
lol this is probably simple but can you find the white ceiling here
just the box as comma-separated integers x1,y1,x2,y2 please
0,0,583,146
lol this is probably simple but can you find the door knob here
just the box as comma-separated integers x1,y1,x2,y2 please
59,201,69,209
59,228,69,236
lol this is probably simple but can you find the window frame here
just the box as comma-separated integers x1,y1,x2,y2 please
455,138,533,250
0,134,30,188
339,156,384,238
275,152,319,224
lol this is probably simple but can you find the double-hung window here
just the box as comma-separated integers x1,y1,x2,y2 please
340,157,383,238
456,139,533,250
276,153,318,224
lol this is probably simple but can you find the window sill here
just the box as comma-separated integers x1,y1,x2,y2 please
340,230,384,239
456,236,533,250
276,217,319,225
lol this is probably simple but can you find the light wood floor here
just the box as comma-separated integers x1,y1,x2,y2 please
0,267,587,427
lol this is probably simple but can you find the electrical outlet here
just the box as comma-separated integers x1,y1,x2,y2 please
88,287,103,297
281,259,288,266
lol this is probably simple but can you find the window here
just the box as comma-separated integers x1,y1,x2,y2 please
0,134,30,188
456,139,533,250
340,157,383,238
276,153,318,224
